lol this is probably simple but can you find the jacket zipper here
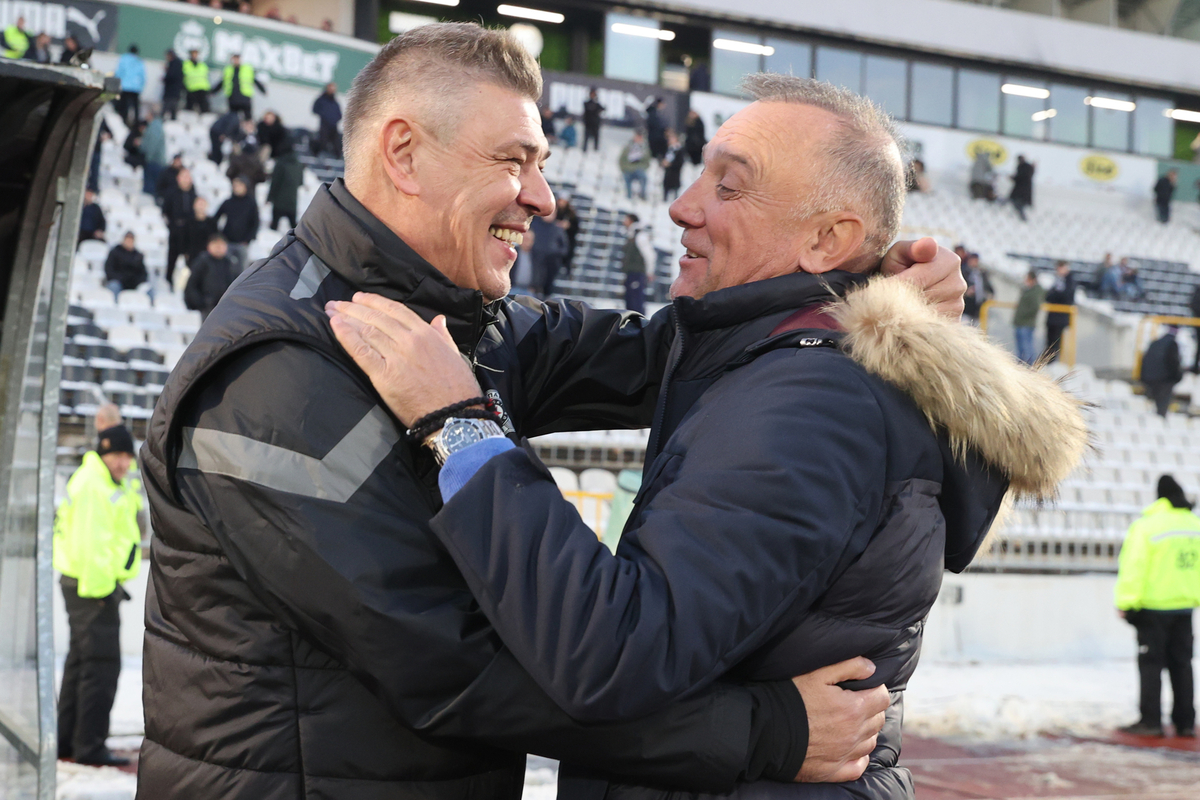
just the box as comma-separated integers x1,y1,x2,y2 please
646,311,686,464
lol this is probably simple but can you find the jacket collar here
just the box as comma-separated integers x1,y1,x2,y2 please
293,179,489,356
672,269,866,334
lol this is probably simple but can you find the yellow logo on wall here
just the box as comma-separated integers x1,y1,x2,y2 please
966,139,1008,166
1080,154,1119,182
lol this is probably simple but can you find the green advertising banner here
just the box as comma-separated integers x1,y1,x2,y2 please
115,5,374,89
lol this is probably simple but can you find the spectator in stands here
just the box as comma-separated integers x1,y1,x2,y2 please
114,45,145,127
1141,326,1183,417
78,189,106,244
620,212,652,314
968,150,995,201
1115,474,1200,738
183,49,212,113
25,31,51,63
1120,262,1146,300
162,50,184,121
661,129,684,202
54,423,142,767
223,53,265,121
1097,253,1121,298
646,97,668,160
559,115,577,148
684,109,705,166
961,252,993,324
226,138,267,188
2,16,29,59
555,195,579,272
183,196,218,265
156,153,184,203
619,130,651,201
1191,284,1200,374
582,87,603,152
540,105,556,143
162,168,197,286
208,109,241,164
1043,259,1076,362
59,35,81,65
906,158,930,193
185,234,240,320
1013,270,1044,365
1011,154,1035,221
509,226,535,294
312,82,342,156
215,176,259,272
141,113,167,196
268,148,303,230
531,212,568,298
257,110,293,160
104,233,148,300
1154,169,1177,224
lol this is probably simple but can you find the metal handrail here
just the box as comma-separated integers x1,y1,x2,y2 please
1132,315,1200,380
561,490,615,536
978,300,1078,366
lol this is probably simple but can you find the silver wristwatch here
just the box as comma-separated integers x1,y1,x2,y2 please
424,417,505,466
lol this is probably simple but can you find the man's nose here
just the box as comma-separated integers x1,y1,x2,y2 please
669,182,702,229
520,166,556,219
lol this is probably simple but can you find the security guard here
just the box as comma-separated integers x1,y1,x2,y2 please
2,15,29,59
1115,474,1200,738
222,53,264,120
182,48,212,113
54,425,143,766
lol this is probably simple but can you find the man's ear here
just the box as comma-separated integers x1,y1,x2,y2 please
379,118,421,197
799,212,867,274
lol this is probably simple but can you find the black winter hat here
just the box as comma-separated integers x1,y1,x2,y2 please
97,425,135,456
1157,474,1193,509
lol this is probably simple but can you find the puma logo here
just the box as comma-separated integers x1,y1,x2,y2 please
65,7,105,44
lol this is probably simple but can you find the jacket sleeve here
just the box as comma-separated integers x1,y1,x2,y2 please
1115,523,1147,609
431,348,889,722
502,298,673,435
171,340,794,791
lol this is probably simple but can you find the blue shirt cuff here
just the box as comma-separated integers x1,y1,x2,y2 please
438,437,517,500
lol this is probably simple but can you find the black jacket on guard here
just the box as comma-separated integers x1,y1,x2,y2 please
137,180,806,800
429,272,1088,799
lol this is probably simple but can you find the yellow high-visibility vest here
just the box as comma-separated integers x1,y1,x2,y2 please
1115,497,1200,611
53,451,142,598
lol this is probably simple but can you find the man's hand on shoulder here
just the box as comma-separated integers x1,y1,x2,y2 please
882,237,966,319
791,657,889,783
326,292,482,427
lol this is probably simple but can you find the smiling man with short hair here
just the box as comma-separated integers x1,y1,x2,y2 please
138,24,969,800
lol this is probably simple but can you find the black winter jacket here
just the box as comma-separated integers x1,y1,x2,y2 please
429,272,1083,798
138,180,806,800
104,245,147,290
215,193,259,244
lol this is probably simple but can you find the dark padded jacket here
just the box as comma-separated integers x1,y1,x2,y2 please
430,272,1087,799
137,180,804,800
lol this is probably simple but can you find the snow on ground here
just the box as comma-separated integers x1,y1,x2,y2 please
55,656,1198,797
905,657,1197,739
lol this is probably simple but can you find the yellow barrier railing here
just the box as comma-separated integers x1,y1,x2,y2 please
1133,315,1200,380
561,490,614,536
979,300,1078,367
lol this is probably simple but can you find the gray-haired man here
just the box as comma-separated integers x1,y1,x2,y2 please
139,24,965,800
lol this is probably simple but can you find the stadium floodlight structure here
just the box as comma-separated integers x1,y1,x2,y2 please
1085,95,1137,112
0,60,115,800
610,22,676,41
498,4,565,23
1002,83,1050,99
713,39,776,56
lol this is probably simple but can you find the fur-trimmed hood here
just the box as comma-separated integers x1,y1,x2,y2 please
830,277,1088,501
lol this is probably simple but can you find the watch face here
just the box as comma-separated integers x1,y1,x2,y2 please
442,420,482,452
